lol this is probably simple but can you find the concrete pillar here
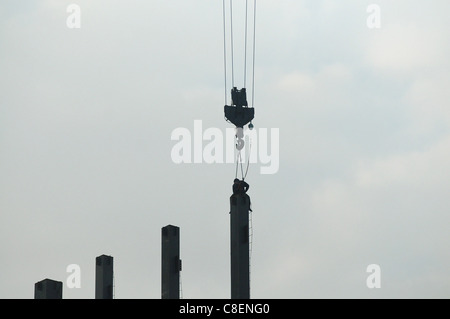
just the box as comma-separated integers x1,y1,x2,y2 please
34,278,63,299
230,194,250,299
95,254,114,299
161,225,181,299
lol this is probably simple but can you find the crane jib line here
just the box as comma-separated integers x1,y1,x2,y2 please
223,0,257,106
222,0,257,181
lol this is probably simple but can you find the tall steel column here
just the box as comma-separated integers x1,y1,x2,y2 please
161,224,181,299
95,254,114,299
230,194,250,299
34,278,63,299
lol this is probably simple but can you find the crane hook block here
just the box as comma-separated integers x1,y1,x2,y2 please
224,87,254,129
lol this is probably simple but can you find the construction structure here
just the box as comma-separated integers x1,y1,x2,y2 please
95,254,114,299
222,0,257,299
161,224,181,299
34,278,63,299
30,2,258,301
230,193,251,299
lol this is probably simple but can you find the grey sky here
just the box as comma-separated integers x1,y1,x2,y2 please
1,0,450,298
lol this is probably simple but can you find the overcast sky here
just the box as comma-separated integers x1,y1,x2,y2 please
1,0,450,299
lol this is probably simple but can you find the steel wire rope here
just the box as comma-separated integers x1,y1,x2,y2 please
251,0,257,107
243,138,252,180
244,0,248,88
225,0,257,181
229,0,235,88
222,0,228,105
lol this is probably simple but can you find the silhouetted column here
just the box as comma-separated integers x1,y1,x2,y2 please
34,278,63,299
161,225,181,299
95,254,114,299
230,194,250,299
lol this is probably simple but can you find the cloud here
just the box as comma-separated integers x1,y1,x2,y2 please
404,73,450,133
364,23,447,74
277,64,353,101
291,134,450,297
252,132,450,298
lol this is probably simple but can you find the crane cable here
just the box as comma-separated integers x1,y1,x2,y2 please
223,0,257,180
223,0,256,107
251,0,257,107
235,138,252,180
222,0,227,105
